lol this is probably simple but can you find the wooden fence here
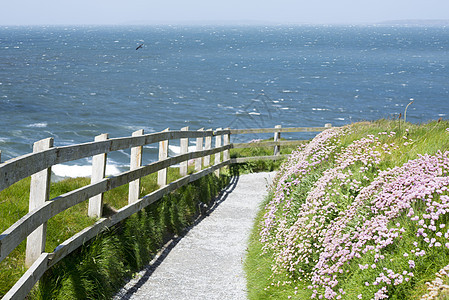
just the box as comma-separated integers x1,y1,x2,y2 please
0,124,330,299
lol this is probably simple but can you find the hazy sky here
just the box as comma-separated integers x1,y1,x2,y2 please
1,0,449,26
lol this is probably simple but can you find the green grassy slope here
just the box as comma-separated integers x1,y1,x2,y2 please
245,120,449,300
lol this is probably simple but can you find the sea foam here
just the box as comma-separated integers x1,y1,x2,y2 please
27,122,48,128
52,164,121,179
168,145,197,156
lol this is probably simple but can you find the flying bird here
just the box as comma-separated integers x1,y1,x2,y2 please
136,43,144,50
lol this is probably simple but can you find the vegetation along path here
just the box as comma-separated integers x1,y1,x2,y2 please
114,171,276,300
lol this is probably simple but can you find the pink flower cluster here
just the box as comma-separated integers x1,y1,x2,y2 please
260,126,449,299
260,126,346,245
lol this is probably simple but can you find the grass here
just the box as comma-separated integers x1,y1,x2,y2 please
245,193,314,299
244,119,449,299
230,138,303,173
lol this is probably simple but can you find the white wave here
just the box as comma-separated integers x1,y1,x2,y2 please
11,130,24,137
52,164,121,178
248,112,261,115
312,108,329,111
27,122,48,128
169,145,197,156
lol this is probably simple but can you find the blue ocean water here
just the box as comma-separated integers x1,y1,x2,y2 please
1,25,448,177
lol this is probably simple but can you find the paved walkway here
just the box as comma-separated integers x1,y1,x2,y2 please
114,172,276,300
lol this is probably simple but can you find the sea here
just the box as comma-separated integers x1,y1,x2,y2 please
0,25,448,178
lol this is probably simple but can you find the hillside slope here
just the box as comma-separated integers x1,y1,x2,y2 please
246,120,449,300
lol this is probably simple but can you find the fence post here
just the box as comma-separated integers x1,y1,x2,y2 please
180,126,189,176
203,129,212,167
274,124,281,156
214,128,222,176
158,128,169,187
223,128,230,162
129,129,144,204
88,133,108,218
25,137,53,267
195,128,204,172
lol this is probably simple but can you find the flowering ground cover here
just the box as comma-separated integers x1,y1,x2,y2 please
245,120,449,300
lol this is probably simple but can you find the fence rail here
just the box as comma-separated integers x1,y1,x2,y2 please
0,124,330,299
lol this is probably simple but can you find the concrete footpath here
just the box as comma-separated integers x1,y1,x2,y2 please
114,171,276,300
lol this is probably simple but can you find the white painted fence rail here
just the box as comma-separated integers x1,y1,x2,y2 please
0,124,330,299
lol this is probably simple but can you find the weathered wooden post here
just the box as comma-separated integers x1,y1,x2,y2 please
179,126,189,176
223,128,230,162
158,128,169,187
203,129,212,167
88,133,108,218
195,128,204,172
25,137,53,267
129,129,144,204
274,124,281,156
214,128,222,177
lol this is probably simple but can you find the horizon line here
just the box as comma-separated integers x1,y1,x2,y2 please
1,18,449,27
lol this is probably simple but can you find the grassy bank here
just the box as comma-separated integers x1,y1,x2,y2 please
245,120,449,299
230,139,302,173
0,167,230,299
